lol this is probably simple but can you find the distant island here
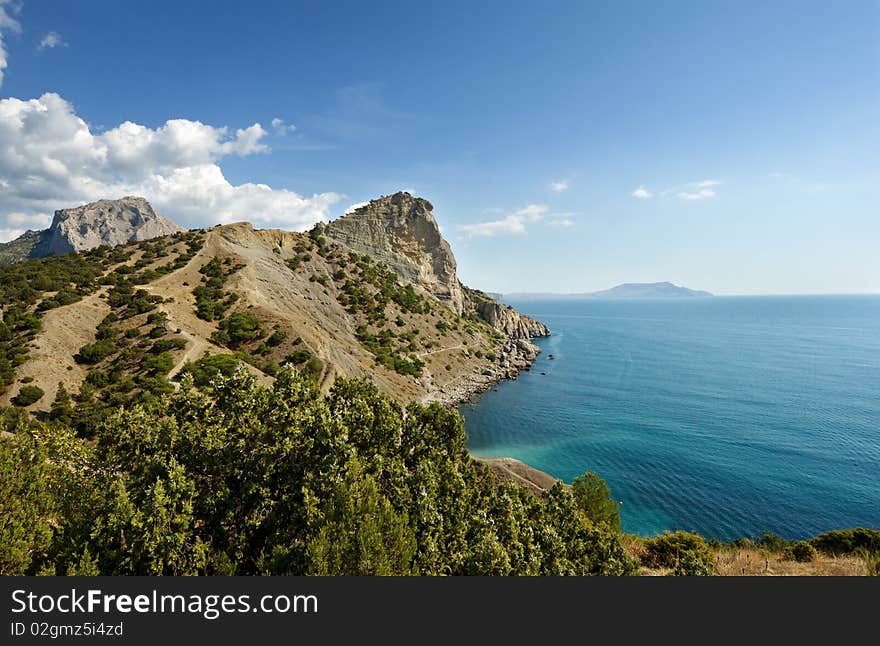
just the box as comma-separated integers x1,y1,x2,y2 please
503,282,714,300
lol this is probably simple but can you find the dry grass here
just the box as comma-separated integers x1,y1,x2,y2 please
624,534,871,576
713,547,867,576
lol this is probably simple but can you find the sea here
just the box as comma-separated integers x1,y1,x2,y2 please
462,295,880,541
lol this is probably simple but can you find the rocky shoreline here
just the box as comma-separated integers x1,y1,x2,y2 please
422,336,544,407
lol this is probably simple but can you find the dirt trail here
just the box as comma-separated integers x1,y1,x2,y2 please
167,329,209,381
417,343,465,357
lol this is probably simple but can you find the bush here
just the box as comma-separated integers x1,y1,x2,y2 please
142,352,175,376
754,531,789,552
810,528,880,556
215,312,262,348
74,340,117,364
284,348,313,365
571,472,620,532
12,385,45,407
783,541,817,563
642,531,715,575
179,354,245,387
0,367,640,576
150,337,187,353
266,330,286,347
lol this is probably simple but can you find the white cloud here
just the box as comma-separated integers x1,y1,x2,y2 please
344,201,368,214
38,31,67,50
676,179,721,201
459,204,548,237
676,188,716,200
0,92,342,240
271,117,296,136
549,179,569,193
7,211,50,228
631,186,652,199
0,0,22,88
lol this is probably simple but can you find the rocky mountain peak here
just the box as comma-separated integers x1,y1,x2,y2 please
33,196,184,257
318,192,465,314
317,191,549,340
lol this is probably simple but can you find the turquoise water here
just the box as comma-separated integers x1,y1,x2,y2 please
462,295,880,541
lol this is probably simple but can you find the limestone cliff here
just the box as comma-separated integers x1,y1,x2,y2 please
319,192,550,340
317,192,465,313
463,287,550,339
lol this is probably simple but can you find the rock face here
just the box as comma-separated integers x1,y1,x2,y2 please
320,192,550,340
472,299,550,339
318,192,465,313
31,197,183,257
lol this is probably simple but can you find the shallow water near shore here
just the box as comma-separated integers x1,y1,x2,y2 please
462,295,880,541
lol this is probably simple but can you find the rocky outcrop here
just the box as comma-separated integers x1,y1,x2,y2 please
30,196,183,257
318,193,465,314
471,298,550,339
319,192,550,341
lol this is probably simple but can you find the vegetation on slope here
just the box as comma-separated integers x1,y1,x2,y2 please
281,229,506,378
59,231,206,437
624,527,880,576
0,367,636,576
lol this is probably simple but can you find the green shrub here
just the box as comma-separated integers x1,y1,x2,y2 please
147,326,166,339
214,312,262,348
150,337,187,353
783,541,817,563
266,330,287,347
12,385,45,407
284,348,313,365
179,354,245,387
810,528,880,556
142,352,175,375
642,531,715,575
754,531,789,552
571,472,620,532
74,339,117,364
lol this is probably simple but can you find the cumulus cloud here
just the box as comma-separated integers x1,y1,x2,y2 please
631,186,652,199
0,92,342,240
271,117,296,136
38,31,67,50
549,179,569,193
0,0,22,87
459,204,548,237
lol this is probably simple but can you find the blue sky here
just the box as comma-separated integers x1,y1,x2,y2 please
0,0,877,295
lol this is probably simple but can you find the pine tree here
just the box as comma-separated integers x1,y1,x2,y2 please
49,383,74,427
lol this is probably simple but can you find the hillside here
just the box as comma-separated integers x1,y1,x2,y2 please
0,193,550,430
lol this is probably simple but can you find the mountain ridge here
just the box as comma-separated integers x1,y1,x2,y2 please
504,281,714,300
0,192,550,414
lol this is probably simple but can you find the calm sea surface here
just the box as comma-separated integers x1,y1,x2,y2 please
462,295,880,540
